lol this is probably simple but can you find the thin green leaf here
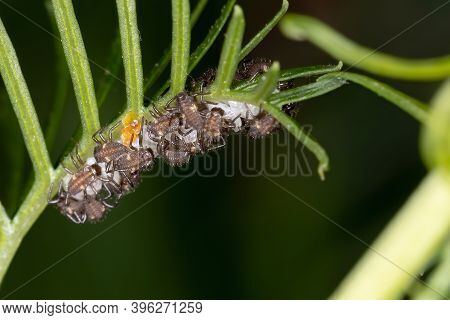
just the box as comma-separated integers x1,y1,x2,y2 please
239,0,288,61
44,0,70,152
153,0,236,100
143,0,210,94
0,18,52,179
263,102,330,180
280,61,343,81
190,0,209,26
269,77,346,106
52,0,100,137
170,0,191,95
116,0,144,114
233,61,343,92
250,62,280,103
280,14,450,81
212,5,245,93
320,72,429,123
97,30,123,109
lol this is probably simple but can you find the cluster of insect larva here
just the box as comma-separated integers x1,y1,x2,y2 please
49,58,299,224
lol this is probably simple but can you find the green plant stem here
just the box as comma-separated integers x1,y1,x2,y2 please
250,62,280,103
331,169,450,299
411,240,450,299
421,79,450,173
320,72,429,123
52,0,100,138
143,0,209,94
153,0,236,100
0,18,54,284
212,6,245,94
280,14,450,81
116,0,144,115
44,0,70,152
239,0,288,61
170,0,191,96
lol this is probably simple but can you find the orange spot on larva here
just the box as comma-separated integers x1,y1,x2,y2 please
121,111,142,146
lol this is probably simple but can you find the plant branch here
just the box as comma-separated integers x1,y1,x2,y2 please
280,14,450,81
170,0,191,96
0,17,54,284
52,0,100,138
320,72,429,123
239,0,288,61
0,18,52,179
116,0,144,114
331,169,450,299
212,5,245,94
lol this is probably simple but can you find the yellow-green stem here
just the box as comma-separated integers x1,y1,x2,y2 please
331,170,450,299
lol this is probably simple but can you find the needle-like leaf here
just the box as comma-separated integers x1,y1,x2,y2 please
153,0,236,100
143,0,209,94
212,5,245,93
269,77,346,106
239,0,289,61
170,0,191,96
263,101,330,180
320,72,429,123
250,62,280,103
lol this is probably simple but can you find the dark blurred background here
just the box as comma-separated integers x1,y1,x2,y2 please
0,0,449,299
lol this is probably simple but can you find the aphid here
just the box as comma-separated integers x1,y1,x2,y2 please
93,122,130,164
172,92,205,133
247,111,280,139
119,171,142,195
157,135,192,167
278,79,300,117
49,186,86,224
63,148,106,200
146,110,183,141
108,126,154,175
234,57,272,82
84,196,112,223
121,111,142,146
200,107,228,150
189,68,216,95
